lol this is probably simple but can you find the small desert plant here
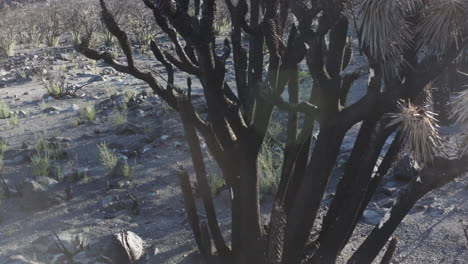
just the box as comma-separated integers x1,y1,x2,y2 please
37,2,63,47
126,1,158,54
105,84,118,97
214,17,231,36
35,133,68,160
209,173,225,197
122,160,135,178
0,139,7,155
17,9,43,47
7,114,18,128
0,101,11,119
39,71,68,98
0,8,17,57
110,106,127,126
97,142,118,170
0,138,8,169
70,118,81,128
31,153,50,177
39,99,48,109
80,105,96,121
258,123,284,195
123,89,135,104
0,28,16,58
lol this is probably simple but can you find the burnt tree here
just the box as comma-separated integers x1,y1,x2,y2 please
78,0,468,263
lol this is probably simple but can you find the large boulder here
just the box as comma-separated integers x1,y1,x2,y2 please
109,231,144,264
20,178,61,211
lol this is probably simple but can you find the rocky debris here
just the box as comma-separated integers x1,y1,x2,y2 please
393,155,421,182
19,178,62,211
110,231,144,264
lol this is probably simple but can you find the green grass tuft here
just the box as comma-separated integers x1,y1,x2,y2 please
97,142,118,170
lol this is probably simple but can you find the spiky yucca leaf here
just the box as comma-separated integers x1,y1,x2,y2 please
387,100,442,164
358,0,415,77
417,0,468,56
450,75,468,154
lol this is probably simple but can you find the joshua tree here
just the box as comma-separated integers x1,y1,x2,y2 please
78,0,468,263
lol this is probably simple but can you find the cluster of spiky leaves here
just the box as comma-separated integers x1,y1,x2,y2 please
417,0,468,56
450,72,468,154
358,0,467,76
358,0,414,75
387,100,442,164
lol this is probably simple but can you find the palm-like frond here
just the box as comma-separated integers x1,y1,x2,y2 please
417,0,468,56
450,73,468,154
387,100,442,164
358,0,416,77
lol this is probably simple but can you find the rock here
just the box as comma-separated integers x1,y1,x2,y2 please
94,127,111,134
43,96,55,102
42,106,62,113
35,176,58,187
108,179,131,189
110,231,144,264
362,209,384,225
101,195,115,208
21,141,32,150
57,53,72,61
136,110,145,118
79,134,96,140
20,179,61,211
62,168,88,183
18,110,28,117
393,155,421,182
160,135,169,141
109,158,127,178
69,104,80,112
140,104,153,112
381,187,398,197
96,98,113,110
101,67,117,75
115,123,143,136
31,230,89,263
110,94,126,106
